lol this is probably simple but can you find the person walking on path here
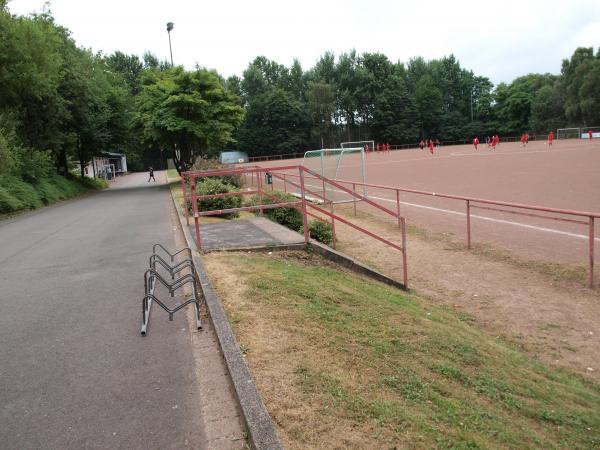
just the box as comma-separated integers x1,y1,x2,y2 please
148,166,155,182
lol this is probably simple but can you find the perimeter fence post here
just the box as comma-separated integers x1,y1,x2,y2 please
589,216,595,288
466,200,472,249
401,217,408,289
299,168,310,244
396,189,401,228
283,174,287,193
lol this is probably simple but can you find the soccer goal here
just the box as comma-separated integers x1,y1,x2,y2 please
299,147,367,203
556,128,581,140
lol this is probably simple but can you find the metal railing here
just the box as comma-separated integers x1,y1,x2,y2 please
181,165,409,288
271,172,599,288
141,244,203,335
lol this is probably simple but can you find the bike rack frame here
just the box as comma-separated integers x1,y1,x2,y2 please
141,244,203,335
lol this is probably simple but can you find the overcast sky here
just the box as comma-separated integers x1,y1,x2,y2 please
7,0,600,84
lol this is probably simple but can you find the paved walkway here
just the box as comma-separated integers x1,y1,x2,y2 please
0,173,207,449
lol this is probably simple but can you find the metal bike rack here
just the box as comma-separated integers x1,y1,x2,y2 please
141,244,203,335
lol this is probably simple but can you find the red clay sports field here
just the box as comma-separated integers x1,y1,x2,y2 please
253,138,600,276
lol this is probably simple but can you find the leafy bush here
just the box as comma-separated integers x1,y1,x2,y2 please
308,220,333,245
258,191,303,232
36,178,65,204
76,176,109,189
195,178,241,219
0,185,24,213
191,157,242,188
0,175,42,209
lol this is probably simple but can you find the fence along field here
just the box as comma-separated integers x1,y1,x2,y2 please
255,137,600,287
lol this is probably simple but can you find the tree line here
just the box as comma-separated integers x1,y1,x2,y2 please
2,2,599,179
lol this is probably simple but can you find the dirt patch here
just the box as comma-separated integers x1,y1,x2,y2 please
331,204,600,379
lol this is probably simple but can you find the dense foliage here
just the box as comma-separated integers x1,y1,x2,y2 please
231,49,600,156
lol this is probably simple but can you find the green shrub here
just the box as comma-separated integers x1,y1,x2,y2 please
191,158,242,187
0,185,24,213
76,176,109,190
0,175,42,209
36,178,65,204
258,191,303,232
49,174,86,197
195,178,241,219
308,220,333,245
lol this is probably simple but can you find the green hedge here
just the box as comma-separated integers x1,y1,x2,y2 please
308,220,333,245
195,178,241,219
258,191,303,232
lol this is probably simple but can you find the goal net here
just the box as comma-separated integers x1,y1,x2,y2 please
556,128,581,140
299,147,367,203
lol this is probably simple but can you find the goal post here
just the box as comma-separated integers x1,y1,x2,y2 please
300,147,368,202
556,128,581,140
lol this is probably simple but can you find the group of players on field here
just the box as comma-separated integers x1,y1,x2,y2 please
363,129,594,156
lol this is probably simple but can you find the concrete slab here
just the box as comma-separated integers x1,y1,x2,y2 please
192,217,304,251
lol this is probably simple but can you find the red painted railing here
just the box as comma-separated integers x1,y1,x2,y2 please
272,172,599,288
181,165,409,288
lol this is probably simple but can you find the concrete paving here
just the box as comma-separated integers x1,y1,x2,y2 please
195,217,305,251
0,173,207,449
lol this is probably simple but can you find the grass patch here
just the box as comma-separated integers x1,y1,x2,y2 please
205,251,600,449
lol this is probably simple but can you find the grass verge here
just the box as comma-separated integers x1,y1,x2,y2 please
204,251,600,449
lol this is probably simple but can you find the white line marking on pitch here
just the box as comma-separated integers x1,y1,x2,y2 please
366,194,600,243
300,182,599,243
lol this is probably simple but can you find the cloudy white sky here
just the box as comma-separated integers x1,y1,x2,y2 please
7,0,600,84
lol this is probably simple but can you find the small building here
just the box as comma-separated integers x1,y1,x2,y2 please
220,151,249,164
77,152,128,180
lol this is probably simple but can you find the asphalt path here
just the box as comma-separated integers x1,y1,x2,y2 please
0,172,205,449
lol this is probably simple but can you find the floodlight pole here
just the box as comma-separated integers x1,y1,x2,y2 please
470,87,474,122
166,22,174,67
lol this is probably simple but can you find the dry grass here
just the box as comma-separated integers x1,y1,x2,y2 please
204,250,600,450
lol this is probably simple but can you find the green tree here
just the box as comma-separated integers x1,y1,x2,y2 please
136,67,244,171
306,82,336,148
237,88,310,155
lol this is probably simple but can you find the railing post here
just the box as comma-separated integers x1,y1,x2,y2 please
590,216,595,288
330,201,337,250
299,168,310,244
283,174,287,193
401,217,408,289
181,174,189,225
353,183,357,216
466,200,472,249
257,170,264,216
396,189,401,228
191,177,201,250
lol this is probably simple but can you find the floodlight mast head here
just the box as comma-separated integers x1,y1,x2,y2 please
166,22,174,32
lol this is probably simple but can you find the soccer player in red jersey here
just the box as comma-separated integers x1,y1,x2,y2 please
548,131,554,146
589,130,593,140
525,133,529,145
419,139,424,150
473,136,479,150
429,139,434,154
